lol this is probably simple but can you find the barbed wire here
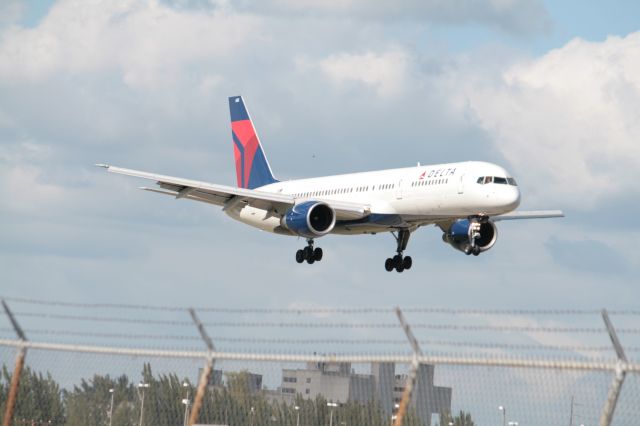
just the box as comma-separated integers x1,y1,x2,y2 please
6,328,639,352
9,311,640,334
3,296,639,316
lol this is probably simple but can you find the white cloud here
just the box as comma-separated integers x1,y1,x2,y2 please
450,32,640,208
243,0,550,35
314,49,410,97
0,0,261,88
0,164,65,214
0,0,23,29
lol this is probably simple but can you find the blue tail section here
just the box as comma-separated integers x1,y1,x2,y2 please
229,96,279,189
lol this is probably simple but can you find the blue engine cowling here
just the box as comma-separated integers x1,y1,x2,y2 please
442,219,498,253
282,201,336,238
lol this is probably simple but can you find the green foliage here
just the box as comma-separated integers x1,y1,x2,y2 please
438,410,476,426
1,364,65,424
1,362,471,426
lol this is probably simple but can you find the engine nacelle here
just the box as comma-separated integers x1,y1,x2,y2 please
282,201,336,238
442,219,498,254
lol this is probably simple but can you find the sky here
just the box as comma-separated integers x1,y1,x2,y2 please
0,0,638,321
1,0,639,422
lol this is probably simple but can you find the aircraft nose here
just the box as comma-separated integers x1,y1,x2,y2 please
506,187,521,210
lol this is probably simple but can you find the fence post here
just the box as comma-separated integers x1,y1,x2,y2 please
187,308,216,426
599,309,628,426
2,300,28,426
393,307,423,426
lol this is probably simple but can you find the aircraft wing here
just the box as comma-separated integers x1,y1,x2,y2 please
97,165,370,220
491,210,564,221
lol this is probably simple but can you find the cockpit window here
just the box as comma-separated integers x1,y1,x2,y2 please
477,176,518,186
494,177,507,184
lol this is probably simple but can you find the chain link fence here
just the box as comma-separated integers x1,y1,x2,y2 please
1,297,639,426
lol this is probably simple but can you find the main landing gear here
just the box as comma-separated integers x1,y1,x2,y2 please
385,229,412,273
296,239,323,265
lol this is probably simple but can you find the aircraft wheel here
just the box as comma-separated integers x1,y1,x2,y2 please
472,247,481,256
384,258,394,272
395,263,405,273
303,246,313,260
464,246,473,255
403,256,412,270
392,254,403,268
295,249,304,264
307,256,315,264
313,247,323,261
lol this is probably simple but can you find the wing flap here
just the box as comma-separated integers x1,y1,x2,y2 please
103,165,293,209
99,165,371,220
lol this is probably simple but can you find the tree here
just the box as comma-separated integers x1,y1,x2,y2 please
439,410,476,426
64,373,136,426
1,364,65,425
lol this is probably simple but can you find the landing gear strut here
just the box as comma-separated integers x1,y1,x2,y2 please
385,229,413,273
296,239,323,265
464,215,484,256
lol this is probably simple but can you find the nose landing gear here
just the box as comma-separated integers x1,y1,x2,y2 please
296,239,323,264
384,229,413,273
465,216,484,256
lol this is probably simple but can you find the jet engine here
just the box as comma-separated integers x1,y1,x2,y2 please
282,201,336,238
442,219,498,255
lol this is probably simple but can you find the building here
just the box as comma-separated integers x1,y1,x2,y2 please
391,365,452,425
198,368,263,395
281,362,374,404
280,361,451,426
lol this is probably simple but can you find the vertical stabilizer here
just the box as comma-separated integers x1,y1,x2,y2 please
229,96,278,189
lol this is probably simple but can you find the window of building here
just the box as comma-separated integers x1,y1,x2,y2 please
306,378,311,383
282,388,295,394
283,377,297,383
305,389,310,394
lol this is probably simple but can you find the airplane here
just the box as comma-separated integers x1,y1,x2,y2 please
97,96,563,273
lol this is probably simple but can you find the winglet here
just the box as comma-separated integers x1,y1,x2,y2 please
95,163,110,169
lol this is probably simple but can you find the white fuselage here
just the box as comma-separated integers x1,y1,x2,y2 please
225,161,521,235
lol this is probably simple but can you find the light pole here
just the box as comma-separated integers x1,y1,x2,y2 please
498,406,506,426
137,382,149,426
294,405,300,426
327,402,338,426
108,388,114,426
182,382,190,426
391,403,399,426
